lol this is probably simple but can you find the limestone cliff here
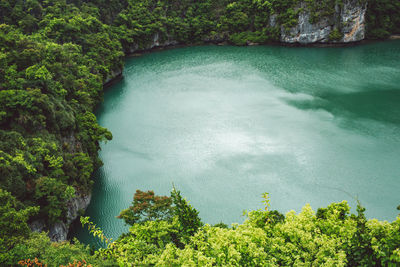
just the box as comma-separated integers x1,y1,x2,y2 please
281,0,367,44
341,0,367,42
124,33,178,55
30,192,91,242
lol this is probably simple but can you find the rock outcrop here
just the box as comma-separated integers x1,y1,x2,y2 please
48,222,69,241
125,33,178,55
104,68,123,85
30,192,91,242
66,192,91,226
341,0,367,42
281,0,367,44
103,33,179,85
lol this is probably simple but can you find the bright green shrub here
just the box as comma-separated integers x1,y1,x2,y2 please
95,195,400,266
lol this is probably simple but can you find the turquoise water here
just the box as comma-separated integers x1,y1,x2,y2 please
74,41,400,247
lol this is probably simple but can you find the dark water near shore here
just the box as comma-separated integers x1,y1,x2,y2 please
74,41,400,247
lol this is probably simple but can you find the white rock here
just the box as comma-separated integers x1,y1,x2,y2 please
281,0,367,44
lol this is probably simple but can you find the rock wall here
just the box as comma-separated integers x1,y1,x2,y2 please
281,0,367,44
341,0,367,42
104,33,179,84
104,68,123,85
30,192,91,242
125,33,178,55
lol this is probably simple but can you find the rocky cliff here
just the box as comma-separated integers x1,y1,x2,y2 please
124,33,178,55
281,0,367,44
112,0,368,60
30,192,91,242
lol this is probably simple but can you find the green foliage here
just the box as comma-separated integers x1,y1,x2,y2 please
99,198,400,266
105,219,179,265
213,222,229,229
305,0,339,24
0,0,399,264
64,152,94,192
34,177,75,224
80,216,112,245
117,188,202,247
29,192,398,266
171,187,203,245
0,2,117,242
5,232,109,266
0,189,38,264
366,0,400,39
329,28,344,41
262,192,270,210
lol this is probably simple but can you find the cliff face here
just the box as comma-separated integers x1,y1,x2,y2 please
281,0,367,44
30,192,91,242
124,33,178,55
115,0,368,59
341,0,367,42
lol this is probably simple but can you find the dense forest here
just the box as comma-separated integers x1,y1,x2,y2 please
1,0,400,265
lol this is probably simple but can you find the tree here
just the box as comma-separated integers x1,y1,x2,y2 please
171,186,203,244
34,177,75,224
118,190,173,225
0,189,38,264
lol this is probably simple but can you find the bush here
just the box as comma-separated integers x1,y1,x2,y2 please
329,28,343,41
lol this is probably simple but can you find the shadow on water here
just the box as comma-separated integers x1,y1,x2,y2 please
286,86,400,127
95,78,129,117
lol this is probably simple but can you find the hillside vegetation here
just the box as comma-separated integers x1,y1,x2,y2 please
1,0,399,265
4,189,400,266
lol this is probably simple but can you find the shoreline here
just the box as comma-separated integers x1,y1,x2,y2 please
125,36,398,59
103,36,397,88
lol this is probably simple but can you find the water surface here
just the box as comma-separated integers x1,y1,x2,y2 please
75,41,400,246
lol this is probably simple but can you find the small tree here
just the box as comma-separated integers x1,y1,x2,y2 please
118,190,173,225
346,202,377,265
117,187,203,246
171,186,203,244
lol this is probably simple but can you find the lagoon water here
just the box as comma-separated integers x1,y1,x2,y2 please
75,41,400,246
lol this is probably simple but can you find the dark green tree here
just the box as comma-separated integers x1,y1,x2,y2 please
0,189,38,263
